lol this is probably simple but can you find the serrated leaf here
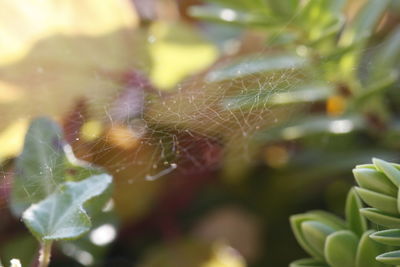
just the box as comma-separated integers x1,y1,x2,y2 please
353,168,397,197
11,117,66,215
205,53,307,82
355,187,398,214
289,258,328,267
325,230,358,267
356,230,387,267
373,158,400,187
345,188,367,237
22,174,112,241
376,250,400,265
370,229,400,246
360,208,400,228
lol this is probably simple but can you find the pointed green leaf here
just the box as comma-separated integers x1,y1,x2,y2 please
356,230,387,267
340,0,390,46
301,221,336,258
289,258,328,267
325,230,358,267
22,174,112,241
373,158,400,187
188,5,275,28
205,53,307,82
222,84,332,111
355,187,398,214
11,117,66,215
353,168,397,197
345,188,367,236
360,208,400,228
376,250,400,265
370,229,400,246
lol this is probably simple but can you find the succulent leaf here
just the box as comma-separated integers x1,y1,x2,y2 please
353,167,397,197
360,208,400,229
324,230,358,267
301,221,336,258
356,230,387,267
376,250,400,265
346,188,367,236
373,158,400,187
370,229,400,246
355,187,398,214
289,258,328,267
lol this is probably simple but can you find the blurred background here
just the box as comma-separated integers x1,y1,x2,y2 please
1,0,400,266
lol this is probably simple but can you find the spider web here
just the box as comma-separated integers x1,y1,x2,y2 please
0,1,379,211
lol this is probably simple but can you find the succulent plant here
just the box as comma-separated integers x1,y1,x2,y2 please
354,158,400,265
290,188,387,267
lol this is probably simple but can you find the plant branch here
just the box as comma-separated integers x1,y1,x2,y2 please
38,241,52,267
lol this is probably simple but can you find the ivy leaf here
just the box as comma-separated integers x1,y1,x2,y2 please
10,117,105,216
11,117,66,215
22,174,112,241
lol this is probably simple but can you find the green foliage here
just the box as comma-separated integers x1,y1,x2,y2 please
355,158,400,265
290,187,386,267
23,174,112,241
7,117,113,267
292,158,400,266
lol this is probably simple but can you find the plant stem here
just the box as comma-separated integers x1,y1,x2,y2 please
38,241,52,267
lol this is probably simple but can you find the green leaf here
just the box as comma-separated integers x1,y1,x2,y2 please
290,211,345,260
376,250,400,265
10,117,66,215
366,27,400,83
360,208,400,228
257,115,364,142
355,187,398,214
205,53,307,82
22,174,112,241
340,0,390,46
188,5,275,28
353,168,397,197
222,84,332,111
373,158,400,187
324,230,358,267
345,188,367,236
301,221,336,258
356,230,387,267
289,258,328,267
370,229,400,246
10,118,105,216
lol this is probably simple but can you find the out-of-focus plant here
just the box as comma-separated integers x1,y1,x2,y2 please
4,117,113,267
188,0,400,180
